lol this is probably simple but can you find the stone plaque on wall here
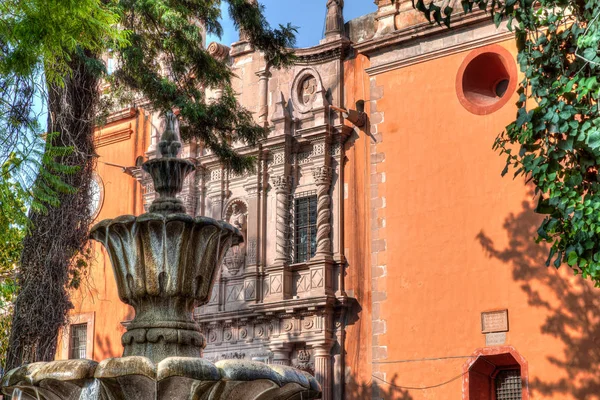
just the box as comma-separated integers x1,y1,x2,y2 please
481,309,509,333
485,332,507,346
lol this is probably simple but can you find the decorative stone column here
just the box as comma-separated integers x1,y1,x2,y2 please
243,180,260,268
271,175,291,265
314,342,333,400
270,344,292,366
313,165,333,258
256,68,271,127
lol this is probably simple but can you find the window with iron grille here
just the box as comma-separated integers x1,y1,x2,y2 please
69,323,88,359
495,369,522,400
294,195,317,263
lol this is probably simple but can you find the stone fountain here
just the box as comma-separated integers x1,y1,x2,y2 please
1,113,321,400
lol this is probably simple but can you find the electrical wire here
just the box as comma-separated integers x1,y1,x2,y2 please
371,370,468,391
372,355,472,364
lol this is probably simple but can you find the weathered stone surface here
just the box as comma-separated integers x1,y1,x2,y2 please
1,357,321,400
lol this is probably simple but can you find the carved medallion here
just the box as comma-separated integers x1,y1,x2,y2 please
283,320,293,332
239,328,248,339
303,318,314,330
301,76,317,105
209,331,217,343
224,330,232,341
256,326,265,337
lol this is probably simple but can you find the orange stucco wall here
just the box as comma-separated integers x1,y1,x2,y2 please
344,39,599,399
343,53,374,396
56,110,150,361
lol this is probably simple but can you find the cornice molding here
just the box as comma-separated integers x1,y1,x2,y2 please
365,28,514,76
95,122,134,148
294,38,351,65
354,10,496,55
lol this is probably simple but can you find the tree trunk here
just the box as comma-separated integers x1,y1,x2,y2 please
5,51,99,371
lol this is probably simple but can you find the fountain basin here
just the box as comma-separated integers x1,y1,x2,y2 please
90,213,242,363
1,357,321,399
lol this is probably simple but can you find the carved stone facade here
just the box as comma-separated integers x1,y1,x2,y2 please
133,21,351,400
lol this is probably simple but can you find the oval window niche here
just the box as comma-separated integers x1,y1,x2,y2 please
456,44,518,115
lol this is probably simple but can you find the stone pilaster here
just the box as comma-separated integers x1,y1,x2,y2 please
270,92,291,135
270,344,292,366
256,69,271,127
314,342,333,400
243,180,261,269
207,192,223,220
271,175,291,265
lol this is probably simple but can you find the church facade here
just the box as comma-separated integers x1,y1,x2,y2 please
57,1,598,400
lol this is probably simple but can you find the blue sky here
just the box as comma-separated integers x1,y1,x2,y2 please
206,1,377,48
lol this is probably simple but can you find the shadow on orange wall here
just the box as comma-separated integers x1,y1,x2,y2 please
346,374,414,400
477,195,600,400
94,304,134,360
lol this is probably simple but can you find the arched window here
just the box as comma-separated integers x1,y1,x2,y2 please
463,347,529,400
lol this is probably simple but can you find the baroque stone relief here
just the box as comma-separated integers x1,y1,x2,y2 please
222,200,247,276
290,67,326,114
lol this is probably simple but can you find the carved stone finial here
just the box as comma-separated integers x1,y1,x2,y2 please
325,0,344,38
143,111,195,214
158,111,181,158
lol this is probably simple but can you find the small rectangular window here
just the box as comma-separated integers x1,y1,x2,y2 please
495,369,522,400
69,323,88,359
294,195,317,263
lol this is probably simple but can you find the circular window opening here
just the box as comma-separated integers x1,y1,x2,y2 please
456,45,517,115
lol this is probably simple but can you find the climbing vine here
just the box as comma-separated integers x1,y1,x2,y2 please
417,0,600,284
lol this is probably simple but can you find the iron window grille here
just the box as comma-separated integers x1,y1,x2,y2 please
495,369,522,400
294,193,317,263
69,323,88,359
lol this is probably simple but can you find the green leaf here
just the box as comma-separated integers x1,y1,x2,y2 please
586,129,600,151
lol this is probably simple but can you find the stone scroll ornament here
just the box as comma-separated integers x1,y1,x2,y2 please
1,111,321,400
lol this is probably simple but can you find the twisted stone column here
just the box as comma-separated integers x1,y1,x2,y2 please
271,175,290,264
313,166,333,257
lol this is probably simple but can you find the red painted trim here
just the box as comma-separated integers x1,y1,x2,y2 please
462,346,529,400
455,44,518,116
